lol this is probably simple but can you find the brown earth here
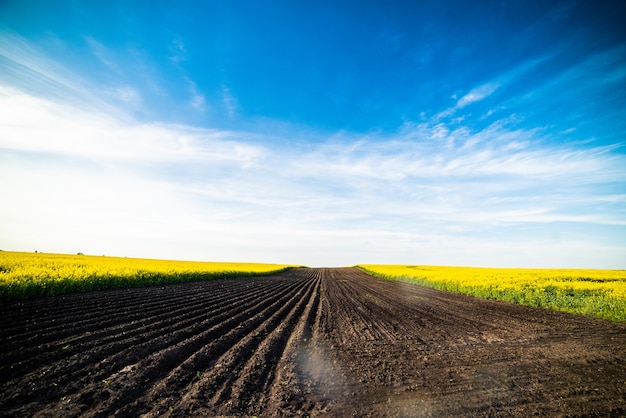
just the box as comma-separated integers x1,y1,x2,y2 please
1,267,625,417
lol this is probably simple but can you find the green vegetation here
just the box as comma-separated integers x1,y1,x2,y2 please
358,264,626,322
0,251,297,300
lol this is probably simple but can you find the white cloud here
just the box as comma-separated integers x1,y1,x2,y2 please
221,85,237,118
1,33,625,268
436,56,549,120
456,82,500,108
1,84,624,267
0,86,264,166
185,77,206,111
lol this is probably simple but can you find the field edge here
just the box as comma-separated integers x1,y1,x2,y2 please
356,265,626,322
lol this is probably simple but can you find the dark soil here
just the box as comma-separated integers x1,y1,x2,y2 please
1,268,625,417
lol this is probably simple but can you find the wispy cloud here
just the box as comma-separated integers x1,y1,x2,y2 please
1,32,624,267
186,77,206,112
169,38,187,63
85,36,120,72
1,33,90,101
0,31,149,123
1,83,624,266
436,55,550,120
517,44,626,123
221,85,237,118
0,86,260,165
456,82,500,108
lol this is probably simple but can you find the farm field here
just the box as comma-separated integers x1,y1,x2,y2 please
0,251,295,299
1,268,625,416
359,264,626,322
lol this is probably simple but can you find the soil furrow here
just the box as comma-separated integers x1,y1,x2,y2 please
70,274,312,416
140,273,320,417
147,275,315,410
0,277,301,414
0,278,282,377
0,278,257,345
193,277,314,411
212,276,319,416
0,278,288,386
262,272,324,417
1,267,625,417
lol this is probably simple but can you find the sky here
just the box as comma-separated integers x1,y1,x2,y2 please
1,1,625,268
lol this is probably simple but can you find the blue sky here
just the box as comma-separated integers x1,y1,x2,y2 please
1,1,625,267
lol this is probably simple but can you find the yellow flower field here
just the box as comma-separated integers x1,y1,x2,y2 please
0,251,296,299
358,264,626,322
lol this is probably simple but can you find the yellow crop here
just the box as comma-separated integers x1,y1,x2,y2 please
0,251,296,299
358,264,626,322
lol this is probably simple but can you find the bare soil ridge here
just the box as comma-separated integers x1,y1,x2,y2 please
1,268,624,416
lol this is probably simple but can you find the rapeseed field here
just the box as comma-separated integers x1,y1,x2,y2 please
358,264,626,322
0,251,295,299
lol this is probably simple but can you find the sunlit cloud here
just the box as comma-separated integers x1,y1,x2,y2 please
1,24,625,268
456,82,500,107
1,82,624,266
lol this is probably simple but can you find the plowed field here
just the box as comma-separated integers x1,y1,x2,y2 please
1,268,625,417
